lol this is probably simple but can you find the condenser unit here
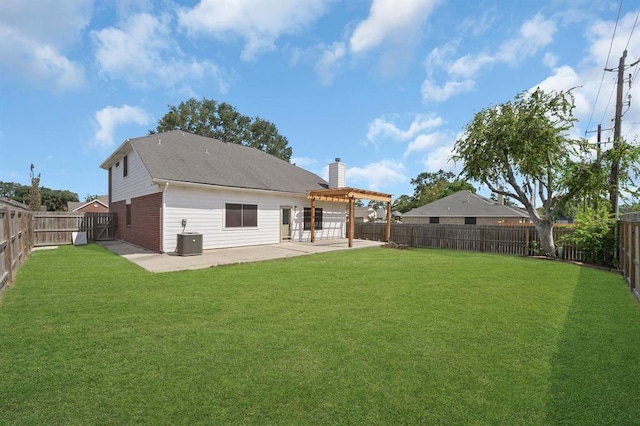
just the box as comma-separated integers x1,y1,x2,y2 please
176,232,203,256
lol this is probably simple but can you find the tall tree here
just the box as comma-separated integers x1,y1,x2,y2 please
411,169,476,206
452,88,639,256
29,164,41,211
393,170,475,213
152,98,292,161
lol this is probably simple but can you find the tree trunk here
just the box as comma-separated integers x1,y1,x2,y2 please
534,219,556,257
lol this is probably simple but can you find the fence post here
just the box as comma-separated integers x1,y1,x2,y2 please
3,207,13,288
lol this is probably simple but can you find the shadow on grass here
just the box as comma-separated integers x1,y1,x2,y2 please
545,266,640,424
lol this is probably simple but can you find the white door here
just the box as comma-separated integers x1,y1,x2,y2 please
280,208,292,240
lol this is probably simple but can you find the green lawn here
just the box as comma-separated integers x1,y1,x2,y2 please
1,244,639,424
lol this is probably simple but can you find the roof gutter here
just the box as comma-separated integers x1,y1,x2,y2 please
151,178,309,198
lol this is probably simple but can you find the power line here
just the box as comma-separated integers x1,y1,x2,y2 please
624,7,639,51
585,0,624,134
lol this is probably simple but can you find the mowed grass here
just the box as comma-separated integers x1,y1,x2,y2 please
1,244,640,424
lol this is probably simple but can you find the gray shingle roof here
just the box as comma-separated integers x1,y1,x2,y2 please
403,190,529,218
102,130,329,194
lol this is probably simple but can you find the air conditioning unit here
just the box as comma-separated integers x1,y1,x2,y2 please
176,232,203,256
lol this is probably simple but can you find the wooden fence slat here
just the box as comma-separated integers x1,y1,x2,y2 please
353,222,584,262
32,212,117,246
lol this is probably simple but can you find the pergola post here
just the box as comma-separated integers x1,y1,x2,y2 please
385,201,391,242
310,198,315,243
348,198,354,248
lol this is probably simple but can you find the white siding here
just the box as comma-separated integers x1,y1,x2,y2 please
162,185,346,252
111,148,158,202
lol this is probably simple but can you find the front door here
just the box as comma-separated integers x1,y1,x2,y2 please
280,208,292,240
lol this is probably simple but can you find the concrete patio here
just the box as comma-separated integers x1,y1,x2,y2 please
97,239,383,272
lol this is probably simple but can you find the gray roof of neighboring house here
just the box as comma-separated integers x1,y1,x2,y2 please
100,130,329,194
403,190,529,218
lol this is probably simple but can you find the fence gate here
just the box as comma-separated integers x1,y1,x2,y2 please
83,213,117,241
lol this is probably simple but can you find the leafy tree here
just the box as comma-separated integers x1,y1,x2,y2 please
411,170,475,206
40,188,79,211
452,88,640,256
392,194,414,213
85,194,102,202
0,181,29,202
152,98,292,161
557,203,615,266
29,164,41,211
1,178,79,211
393,170,475,213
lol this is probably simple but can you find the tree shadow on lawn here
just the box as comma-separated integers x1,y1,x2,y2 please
544,266,640,424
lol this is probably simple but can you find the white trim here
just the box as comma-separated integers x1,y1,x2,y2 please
152,178,309,199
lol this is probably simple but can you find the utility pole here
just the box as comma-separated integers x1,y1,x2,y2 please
609,49,626,216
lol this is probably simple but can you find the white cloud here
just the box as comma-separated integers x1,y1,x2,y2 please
315,42,346,86
421,78,475,102
92,105,151,148
422,14,557,102
290,156,317,169
367,114,443,142
349,0,440,54
347,160,407,191
404,132,449,157
178,0,329,61
92,12,227,92
421,141,461,173
0,0,90,90
497,14,556,65
448,53,494,79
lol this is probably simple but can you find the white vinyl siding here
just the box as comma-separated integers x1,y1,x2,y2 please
111,148,158,202
162,185,346,252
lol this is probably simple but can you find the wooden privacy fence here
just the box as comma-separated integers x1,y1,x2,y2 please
0,206,33,291
620,213,640,302
354,223,582,261
33,212,117,246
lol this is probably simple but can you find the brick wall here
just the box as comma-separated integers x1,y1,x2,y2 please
110,192,163,252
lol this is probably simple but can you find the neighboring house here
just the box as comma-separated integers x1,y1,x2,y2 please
0,197,31,211
67,196,109,213
352,206,376,222
373,208,402,222
402,190,530,225
100,130,349,253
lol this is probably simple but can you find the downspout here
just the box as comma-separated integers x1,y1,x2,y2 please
159,182,169,253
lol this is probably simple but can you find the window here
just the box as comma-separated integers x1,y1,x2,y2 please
464,217,476,225
429,217,439,224
303,207,323,230
123,155,128,177
126,203,132,226
225,203,258,228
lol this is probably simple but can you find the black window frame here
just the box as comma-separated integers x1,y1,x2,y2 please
429,217,439,224
225,203,258,228
464,217,477,225
303,207,323,230
126,203,132,226
123,155,128,178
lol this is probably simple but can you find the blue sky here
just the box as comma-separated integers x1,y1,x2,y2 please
1,0,639,202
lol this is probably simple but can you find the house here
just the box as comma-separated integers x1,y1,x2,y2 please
67,196,109,213
100,130,360,253
352,206,376,222
373,208,402,222
402,190,529,225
